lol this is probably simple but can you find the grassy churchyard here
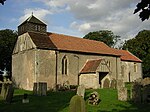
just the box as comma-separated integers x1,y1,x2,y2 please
0,88,150,112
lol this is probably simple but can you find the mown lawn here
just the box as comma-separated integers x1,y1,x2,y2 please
0,88,150,112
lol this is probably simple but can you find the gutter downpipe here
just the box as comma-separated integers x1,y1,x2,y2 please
55,51,58,90
116,57,118,88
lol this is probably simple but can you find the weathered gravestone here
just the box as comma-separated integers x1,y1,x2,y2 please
0,81,2,93
117,80,128,101
142,85,150,103
5,84,14,103
1,83,7,98
69,95,86,112
103,78,110,88
22,93,29,103
117,79,125,88
77,84,85,98
1,81,12,99
132,82,142,103
33,82,47,96
88,91,100,105
118,87,128,101
110,79,117,89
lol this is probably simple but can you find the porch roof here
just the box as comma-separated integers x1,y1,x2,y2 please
80,59,102,74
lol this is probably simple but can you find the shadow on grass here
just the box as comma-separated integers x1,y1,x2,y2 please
97,101,150,112
0,90,76,112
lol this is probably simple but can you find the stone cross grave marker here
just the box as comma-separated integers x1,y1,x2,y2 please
77,84,85,98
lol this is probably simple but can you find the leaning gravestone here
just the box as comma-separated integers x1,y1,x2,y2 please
1,83,8,99
5,84,14,103
103,78,110,88
76,84,85,98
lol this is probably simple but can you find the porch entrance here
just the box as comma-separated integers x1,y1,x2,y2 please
99,72,108,87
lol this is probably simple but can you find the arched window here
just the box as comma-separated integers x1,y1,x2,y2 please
62,56,68,75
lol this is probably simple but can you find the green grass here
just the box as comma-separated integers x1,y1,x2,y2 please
0,89,150,112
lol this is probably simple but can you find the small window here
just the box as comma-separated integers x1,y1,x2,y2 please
62,56,68,75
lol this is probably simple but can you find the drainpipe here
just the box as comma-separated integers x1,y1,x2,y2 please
55,51,58,90
116,57,118,88
74,55,79,85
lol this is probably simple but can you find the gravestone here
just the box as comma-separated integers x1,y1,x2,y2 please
117,79,124,89
118,87,128,101
103,78,110,88
5,84,14,103
1,83,8,98
22,93,29,103
0,81,2,93
142,85,150,103
33,82,47,96
76,84,85,98
132,82,142,103
110,79,117,89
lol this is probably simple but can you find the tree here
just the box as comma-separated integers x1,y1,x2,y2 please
122,30,150,77
83,30,120,48
0,29,17,78
134,0,150,21
0,0,6,5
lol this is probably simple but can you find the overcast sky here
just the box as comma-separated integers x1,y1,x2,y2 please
0,0,149,40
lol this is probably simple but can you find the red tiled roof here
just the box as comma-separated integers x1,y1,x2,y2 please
28,32,141,63
116,49,142,62
28,32,57,49
47,32,120,56
80,59,102,73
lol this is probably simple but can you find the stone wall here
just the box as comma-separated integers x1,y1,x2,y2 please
56,51,119,88
12,50,36,90
79,73,99,89
120,61,142,82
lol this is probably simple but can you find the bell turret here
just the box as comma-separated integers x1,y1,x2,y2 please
18,15,47,35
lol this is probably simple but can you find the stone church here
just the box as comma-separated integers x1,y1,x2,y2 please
12,15,142,90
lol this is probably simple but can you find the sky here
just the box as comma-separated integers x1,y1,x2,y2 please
0,0,150,40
